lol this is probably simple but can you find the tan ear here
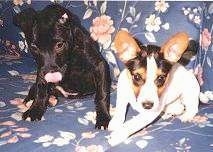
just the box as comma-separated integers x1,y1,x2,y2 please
113,30,141,63
161,32,189,63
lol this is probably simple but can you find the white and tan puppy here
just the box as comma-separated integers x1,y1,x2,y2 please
108,31,200,146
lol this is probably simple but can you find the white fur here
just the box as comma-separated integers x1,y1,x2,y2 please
160,64,200,122
137,55,160,110
108,63,200,146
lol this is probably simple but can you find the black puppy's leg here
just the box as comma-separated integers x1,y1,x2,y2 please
94,60,111,129
46,83,61,107
72,27,111,129
23,83,37,105
22,82,49,121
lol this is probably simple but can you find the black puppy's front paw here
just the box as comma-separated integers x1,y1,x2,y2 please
95,114,111,130
22,106,46,121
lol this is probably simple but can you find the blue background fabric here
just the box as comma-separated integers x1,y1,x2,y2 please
0,1,213,152
195,2,213,103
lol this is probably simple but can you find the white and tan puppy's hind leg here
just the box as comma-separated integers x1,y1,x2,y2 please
179,69,200,122
160,64,200,122
162,100,185,120
178,80,200,122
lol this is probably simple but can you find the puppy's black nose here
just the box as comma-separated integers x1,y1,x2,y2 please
50,65,59,71
142,101,154,109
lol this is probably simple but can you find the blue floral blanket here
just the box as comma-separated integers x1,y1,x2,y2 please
0,58,213,152
0,1,213,152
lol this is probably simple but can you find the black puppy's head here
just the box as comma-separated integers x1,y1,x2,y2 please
13,5,82,83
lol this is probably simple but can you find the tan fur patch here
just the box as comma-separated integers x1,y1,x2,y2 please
128,66,170,98
156,68,170,96
157,73,170,96
128,67,146,97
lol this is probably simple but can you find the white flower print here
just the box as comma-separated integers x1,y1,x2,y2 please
155,0,169,13
34,135,54,143
84,111,96,124
162,22,170,30
194,15,201,24
188,13,194,20
52,137,69,146
182,7,190,15
193,8,198,13
145,14,162,32
18,41,25,50
58,131,76,140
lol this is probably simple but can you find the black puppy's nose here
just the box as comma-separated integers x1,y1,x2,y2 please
50,64,59,70
48,65,60,73
142,101,154,109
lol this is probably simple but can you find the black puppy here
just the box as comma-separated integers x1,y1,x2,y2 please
13,4,111,129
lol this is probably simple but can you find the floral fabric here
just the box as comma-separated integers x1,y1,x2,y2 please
195,2,213,103
0,1,213,152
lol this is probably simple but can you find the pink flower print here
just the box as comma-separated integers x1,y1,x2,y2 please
0,121,16,126
13,0,24,6
90,15,115,48
7,136,19,143
0,131,12,138
75,145,104,152
192,115,208,124
194,64,204,86
81,131,97,139
86,145,104,152
201,28,211,49
75,146,87,152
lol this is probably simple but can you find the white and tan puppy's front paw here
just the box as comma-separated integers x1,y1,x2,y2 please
108,128,129,146
108,118,123,131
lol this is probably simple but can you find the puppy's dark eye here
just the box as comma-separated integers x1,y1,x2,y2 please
30,43,39,56
56,42,64,48
133,73,142,81
55,41,65,52
30,43,38,49
132,73,145,86
155,75,166,87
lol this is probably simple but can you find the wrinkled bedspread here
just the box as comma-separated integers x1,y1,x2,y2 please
0,57,213,152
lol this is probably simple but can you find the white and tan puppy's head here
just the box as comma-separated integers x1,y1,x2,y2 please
114,30,189,111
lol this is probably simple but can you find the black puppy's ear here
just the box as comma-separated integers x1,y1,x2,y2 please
13,7,37,41
73,27,85,46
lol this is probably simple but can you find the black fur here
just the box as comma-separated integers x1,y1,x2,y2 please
13,4,111,129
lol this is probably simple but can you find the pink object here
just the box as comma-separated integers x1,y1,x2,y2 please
201,28,211,49
49,96,57,106
44,72,62,83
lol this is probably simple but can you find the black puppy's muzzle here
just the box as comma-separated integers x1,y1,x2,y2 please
38,64,67,84
43,63,67,74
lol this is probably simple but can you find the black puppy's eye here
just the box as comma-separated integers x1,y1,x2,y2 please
30,43,38,49
155,75,166,87
55,41,65,52
30,43,39,56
